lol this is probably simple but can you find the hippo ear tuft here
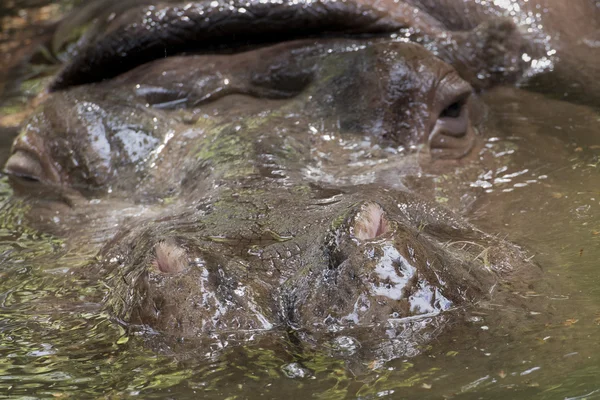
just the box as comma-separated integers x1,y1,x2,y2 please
152,241,188,274
353,202,390,240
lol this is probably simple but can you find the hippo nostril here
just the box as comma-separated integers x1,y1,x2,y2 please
152,241,188,274
353,203,390,240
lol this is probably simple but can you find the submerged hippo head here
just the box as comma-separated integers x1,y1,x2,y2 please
2,0,539,358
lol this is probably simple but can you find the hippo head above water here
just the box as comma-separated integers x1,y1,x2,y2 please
4,0,594,358
6,38,482,191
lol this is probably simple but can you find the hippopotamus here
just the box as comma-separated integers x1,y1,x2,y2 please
1,0,596,358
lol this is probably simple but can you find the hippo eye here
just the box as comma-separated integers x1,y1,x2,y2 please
428,74,476,159
440,97,466,119
4,151,43,182
436,92,470,137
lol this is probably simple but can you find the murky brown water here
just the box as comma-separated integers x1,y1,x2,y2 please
1,1,600,399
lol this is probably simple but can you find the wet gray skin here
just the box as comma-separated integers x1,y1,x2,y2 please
2,0,595,358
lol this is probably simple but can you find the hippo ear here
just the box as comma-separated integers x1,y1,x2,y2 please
352,202,391,241
151,240,188,274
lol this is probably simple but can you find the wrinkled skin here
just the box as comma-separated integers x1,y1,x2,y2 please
2,0,597,358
